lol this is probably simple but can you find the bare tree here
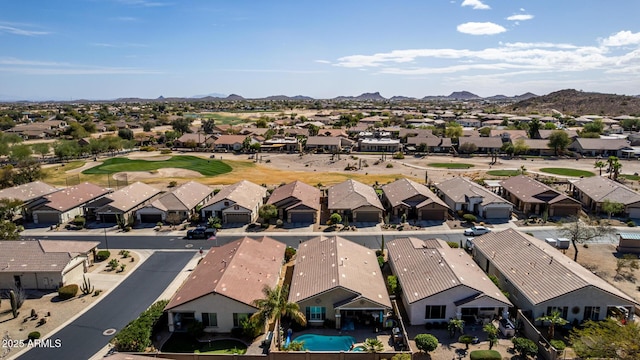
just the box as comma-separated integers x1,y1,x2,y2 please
557,215,614,262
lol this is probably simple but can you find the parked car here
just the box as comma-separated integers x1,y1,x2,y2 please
186,226,207,239
464,226,491,236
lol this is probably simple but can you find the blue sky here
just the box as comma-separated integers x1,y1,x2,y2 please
1,0,640,100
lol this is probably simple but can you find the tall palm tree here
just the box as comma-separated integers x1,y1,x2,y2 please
536,310,568,339
594,160,605,176
251,284,306,349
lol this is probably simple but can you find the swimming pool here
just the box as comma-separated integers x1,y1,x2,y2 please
292,334,356,351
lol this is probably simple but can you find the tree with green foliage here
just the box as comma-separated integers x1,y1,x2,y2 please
201,119,215,134
445,123,463,142
250,285,306,349
448,318,465,338
513,138,529,156
558,215,614,262
528,118,541,139
111,300,169,352
10,144,33,162
601,199,624,219
594,160,606,176
501,142,514,157
478,127,491,137
544,122,557,130
329,212,342,226
483,323,498,349
414,333,438,353
118,128,134,140
607,156,622,180
31,142,50,159
171,118,192,134
459,142,478,154
547,130,570,156
569,319,640,360
536,310,568,339
511,337,538,358
258,204,278,223
142,121,154,132
364,338,384,352
583,119,604,134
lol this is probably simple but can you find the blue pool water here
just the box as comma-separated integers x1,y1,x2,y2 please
292,334,356,351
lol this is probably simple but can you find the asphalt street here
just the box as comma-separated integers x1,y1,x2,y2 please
16,251,195,360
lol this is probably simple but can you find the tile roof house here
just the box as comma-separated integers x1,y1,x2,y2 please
87,182,161,223
266,181,320,224
174,133,215,149
0,240,99,290
521,139,555,156
458,137,503,154
571,176,640,218
381,178,449,221
31,182,111,224
200,180,267,224
405,136,452,153
165,236,285,333
470,229,637,322
538,129,578,140
136,181,214,223
387,237,512,325
328,179,384,223
436,177,513,220
305,136,353,153
213,135,253,152
569,138,631,157
500,175,581,217
289,236,392,329
0,181,60,221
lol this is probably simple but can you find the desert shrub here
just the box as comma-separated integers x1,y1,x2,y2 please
462,214,477,223
139,146,157,152
377,255,384,268
469,350,502,360
160,149,172,154
96,250,111,261
447,241,459,248
391,353,411,360
386,163,394,168
58,284,79,300
111,300,169,352
284,247,296,262
627,220,636,227
550,339,566,350
414,333,438,353
28,332,41,340
387,275,399,294
72,215,86,227
393,152,405,159
511,337,538,358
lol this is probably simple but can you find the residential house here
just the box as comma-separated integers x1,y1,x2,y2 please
261,137,299,152
213,135,252,152
569,138,631,157
283,128,309,138
571,176,640,218
521,139,555,156
0,240,99,290
31,182,111,224
0,181,60,221
289,236,392,329
405,137,452,153
489,130,528,142
165,236,285,333
471,229,637,322
327,179,384,223
456,118,481,128
305,136,353,153
458,137,503,154
358,138,401,152
87,182,161,223
381,178,449,221
266,181,320,224
200,180,267,224
174,133,214,149
500,175,581,217
538,129,578,140
436,177,513,220
387,237,512,325
136,181,214,223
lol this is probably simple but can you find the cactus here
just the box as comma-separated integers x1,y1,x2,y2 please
10,289,18,319
80,275,94,295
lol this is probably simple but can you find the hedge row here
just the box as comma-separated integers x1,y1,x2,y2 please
469,350,501,360
111,300,169,352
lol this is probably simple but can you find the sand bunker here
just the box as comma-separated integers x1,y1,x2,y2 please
112,168,203,181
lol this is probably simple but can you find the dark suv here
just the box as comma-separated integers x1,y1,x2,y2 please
186,227,216,239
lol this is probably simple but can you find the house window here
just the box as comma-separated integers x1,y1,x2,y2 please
224,201,230,206
425,305,446,320
546,306,568,319
233,313,251,327
583,306,600,321
202,313,218,327
306,306,326,321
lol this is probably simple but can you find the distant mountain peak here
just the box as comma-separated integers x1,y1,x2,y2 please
448,91,480,100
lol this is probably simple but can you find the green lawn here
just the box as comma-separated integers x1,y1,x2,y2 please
539,168,595,177
486,170,522,176
161,333,246,354
620,174,640,181
82,156,232,176
428,163,475,169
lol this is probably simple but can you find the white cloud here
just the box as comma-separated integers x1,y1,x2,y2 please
457,22,506,35
461,0,490,10
601,30,640,47
0,57,160,75
506,14,534,21
315,60,331,64
0,24,49,36
91,42,149,48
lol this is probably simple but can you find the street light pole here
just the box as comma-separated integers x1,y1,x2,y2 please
104,228,109,251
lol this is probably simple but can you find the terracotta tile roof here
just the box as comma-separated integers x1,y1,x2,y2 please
472,229,637,305
0,181,59,202
289,236,391,309
522,139,552,150
538,129,578,139
96,182,161,213
202,180,266,211
165,236,284,310
572,176,640,206
266,181,320,211
571,138,630,150
37,182,110,212
436,177,510,206
150,181,213,212
328,179,383,211
382,178,448,209
305,136,342,146
387,237,511,306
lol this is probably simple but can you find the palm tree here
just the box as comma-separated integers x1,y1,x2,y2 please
364,338,384,352
594,160,605,176
250,285,306,349
607,156,622,180
483,323,498,350
536,310,568,339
